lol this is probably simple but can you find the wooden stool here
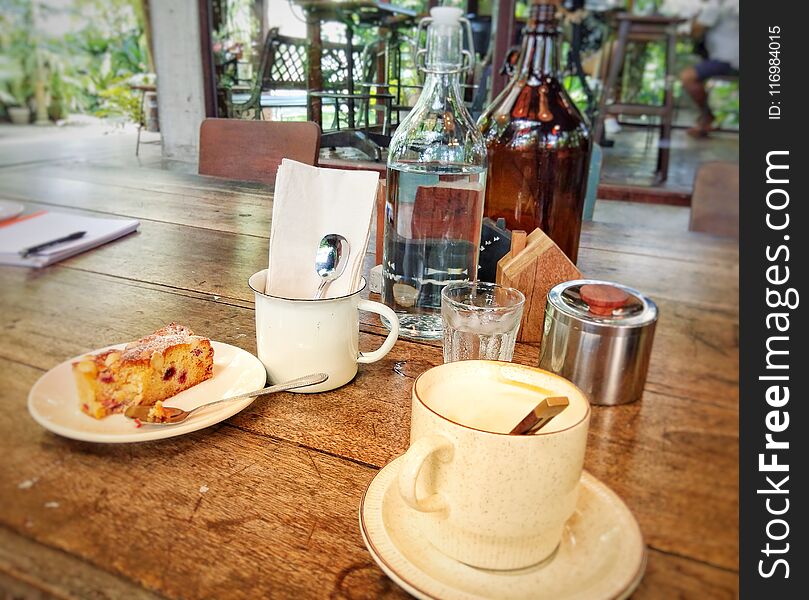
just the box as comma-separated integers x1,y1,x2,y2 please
689,161,739,238
130,83,158,157
593,13,685,184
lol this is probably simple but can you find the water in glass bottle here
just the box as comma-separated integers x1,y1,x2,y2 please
383,7,488,340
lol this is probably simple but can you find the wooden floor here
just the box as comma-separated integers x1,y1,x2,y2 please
600,125,740,194
319,125,739,206
0,121,182,175
0,118,738,207
1,122,703,233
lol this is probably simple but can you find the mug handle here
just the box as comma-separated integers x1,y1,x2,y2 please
357,299,399,364
398,434,453,512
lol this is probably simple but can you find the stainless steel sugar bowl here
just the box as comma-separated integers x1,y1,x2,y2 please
539,280,658,406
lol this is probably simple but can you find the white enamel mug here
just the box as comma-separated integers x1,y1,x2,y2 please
398,361,590,570
249,270,399,393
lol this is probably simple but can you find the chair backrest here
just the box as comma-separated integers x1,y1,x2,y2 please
689,161,739,238
259,28,308,92
321,42,365,92
198,119,321,185
254,28,364,94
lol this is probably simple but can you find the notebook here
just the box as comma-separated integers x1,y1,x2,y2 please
0,211,140,268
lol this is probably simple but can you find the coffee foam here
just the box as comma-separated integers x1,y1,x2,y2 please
416,361,588,434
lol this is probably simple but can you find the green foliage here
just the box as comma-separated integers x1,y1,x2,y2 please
709,79,739,128
95,79,141,120
515,1,530,19
212,0,260,90
0,56,30,107
1,0,150,121
633,0,664,12
0,0,35,109
56,0,150,119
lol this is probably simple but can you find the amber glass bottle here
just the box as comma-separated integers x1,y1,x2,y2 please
478,0,590,263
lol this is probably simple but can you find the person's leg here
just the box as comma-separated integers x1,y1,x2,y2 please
681,59,736,137
680,65,714,136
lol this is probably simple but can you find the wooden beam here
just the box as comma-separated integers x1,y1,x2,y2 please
490,0,516,100
597,183,692,206
306,14,323,125
198,0,218,118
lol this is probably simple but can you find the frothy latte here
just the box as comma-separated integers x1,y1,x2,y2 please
416,361,589,434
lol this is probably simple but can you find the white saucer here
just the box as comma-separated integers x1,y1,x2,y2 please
0,199,24,222
360,457,646,600
28,341,266,443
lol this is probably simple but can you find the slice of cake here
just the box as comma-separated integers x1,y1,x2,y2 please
73,323,214,419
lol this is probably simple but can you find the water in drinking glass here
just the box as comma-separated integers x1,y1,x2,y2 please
441,282,525,363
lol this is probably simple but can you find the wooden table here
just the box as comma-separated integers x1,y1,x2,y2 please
0,162,739,598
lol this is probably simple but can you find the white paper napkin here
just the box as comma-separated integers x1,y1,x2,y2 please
265,159,379,299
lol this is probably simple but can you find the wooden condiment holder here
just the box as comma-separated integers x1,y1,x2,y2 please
496,228,581,343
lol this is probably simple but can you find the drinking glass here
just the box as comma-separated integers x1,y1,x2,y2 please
441,281,525,363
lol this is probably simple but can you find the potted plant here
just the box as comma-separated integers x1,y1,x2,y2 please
0,1,35,125
47,67,67,122
6,101,31,125
0,57,32,124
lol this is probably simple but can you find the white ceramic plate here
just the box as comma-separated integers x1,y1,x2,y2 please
360,457,646,600
0,200,24,222
28,341,267,443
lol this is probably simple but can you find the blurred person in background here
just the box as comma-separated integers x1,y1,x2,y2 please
679,0,739,138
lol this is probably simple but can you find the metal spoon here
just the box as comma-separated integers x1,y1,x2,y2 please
124,372,328,425
314,233,350,300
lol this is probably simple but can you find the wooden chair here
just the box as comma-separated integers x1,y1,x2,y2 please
225,28,309,120
198,119,321,185
689,161,739,238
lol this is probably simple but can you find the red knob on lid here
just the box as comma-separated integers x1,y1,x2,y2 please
580,284,630,316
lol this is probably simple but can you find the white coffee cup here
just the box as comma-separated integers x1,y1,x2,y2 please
398,360,590,570
249,269,399,392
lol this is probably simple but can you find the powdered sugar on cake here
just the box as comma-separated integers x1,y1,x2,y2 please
121,324,207,362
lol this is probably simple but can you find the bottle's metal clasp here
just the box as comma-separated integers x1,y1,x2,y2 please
414,16,476,75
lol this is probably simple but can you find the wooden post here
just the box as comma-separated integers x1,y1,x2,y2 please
307,13,323,126
197,0,218,118
490,0,516,101
345,21,355,129
375,29,387,128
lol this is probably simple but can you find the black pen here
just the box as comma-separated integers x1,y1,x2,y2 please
20,231,87,258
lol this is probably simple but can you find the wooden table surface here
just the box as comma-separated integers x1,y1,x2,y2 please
0,163,739,599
